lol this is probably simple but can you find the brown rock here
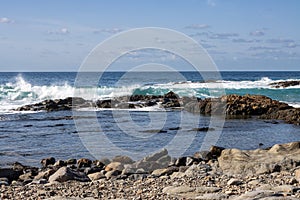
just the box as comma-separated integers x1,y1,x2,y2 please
105,162,124,172
41,157,55,168
77,158,92,168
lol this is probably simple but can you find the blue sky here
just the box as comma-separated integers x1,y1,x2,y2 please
0,0,299,71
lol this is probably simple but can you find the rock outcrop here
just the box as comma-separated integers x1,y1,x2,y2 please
218,141,300,175
15,92,300,125
270,80,300,88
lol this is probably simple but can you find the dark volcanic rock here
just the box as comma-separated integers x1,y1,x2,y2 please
16,97,89,112
270,80,300,88
14,92,300,125
260,108,300,125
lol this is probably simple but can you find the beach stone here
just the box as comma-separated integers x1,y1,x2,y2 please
227,178,242,186
41,157,56,168
54,160,65,167
77,158,92,168
272,185,295,193
105,170,120,179
233,190,275,200
295,168,300,182
65,158,77,165
194,151,211,161
105,162,124,172
92,160,105,168
111,156,134,164
175,157,187,167
19,172,33,181
0,180,9,186
195,193,228,200
121,165,138,175
170,172,186,179
144,149,168,162
0,178,9,186
99,158,111,165
84,167,102,175
34,169,56,180
0,168,22,182
184,163,211,177
162,185,195,194
48,167,90,183
87,172,106,181
195,186,222,193
151,166,178,177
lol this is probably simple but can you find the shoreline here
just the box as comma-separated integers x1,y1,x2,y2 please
1,91,300,199
1,141,300,199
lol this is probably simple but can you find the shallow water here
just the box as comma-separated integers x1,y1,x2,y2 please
1,109,300,167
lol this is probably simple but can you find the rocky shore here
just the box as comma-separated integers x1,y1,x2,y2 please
1,141,300,199
15,92,300,125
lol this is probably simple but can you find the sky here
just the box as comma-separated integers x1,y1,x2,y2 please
0,0,299,71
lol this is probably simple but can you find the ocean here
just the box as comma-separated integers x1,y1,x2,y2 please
0,71,300,167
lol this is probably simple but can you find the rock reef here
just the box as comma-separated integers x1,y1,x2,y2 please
15,92,300,125
270,80,300,88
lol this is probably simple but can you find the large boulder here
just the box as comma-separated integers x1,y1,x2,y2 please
48,167,90,183
218,141,300,175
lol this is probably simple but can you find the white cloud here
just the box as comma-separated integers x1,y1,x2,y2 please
60,28,69,34
185,24,210,29
47,27,70,35
232,38,260,43
0,17,14,24
207,0,216,7
249,30,265,36
209,32,239,39
93,28,123,34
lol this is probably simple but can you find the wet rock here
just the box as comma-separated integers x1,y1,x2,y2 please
41,157,56,168
0,168,22,183
48,167,90,183
77,158,92,168
54,160,65,167
270,80,300,88
65,158,77,165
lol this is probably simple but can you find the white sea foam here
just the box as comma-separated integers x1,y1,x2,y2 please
0,76,299,113
149,77,300,90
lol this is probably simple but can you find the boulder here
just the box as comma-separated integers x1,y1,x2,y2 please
48,167,90,183
87,172,106,181
218,141,300,175
77,158,92,168
105,162,124,172
0,168,22,183
111,156,134,164
41,157,56,168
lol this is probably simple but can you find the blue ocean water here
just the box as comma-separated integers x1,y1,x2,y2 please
0,71,300,166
